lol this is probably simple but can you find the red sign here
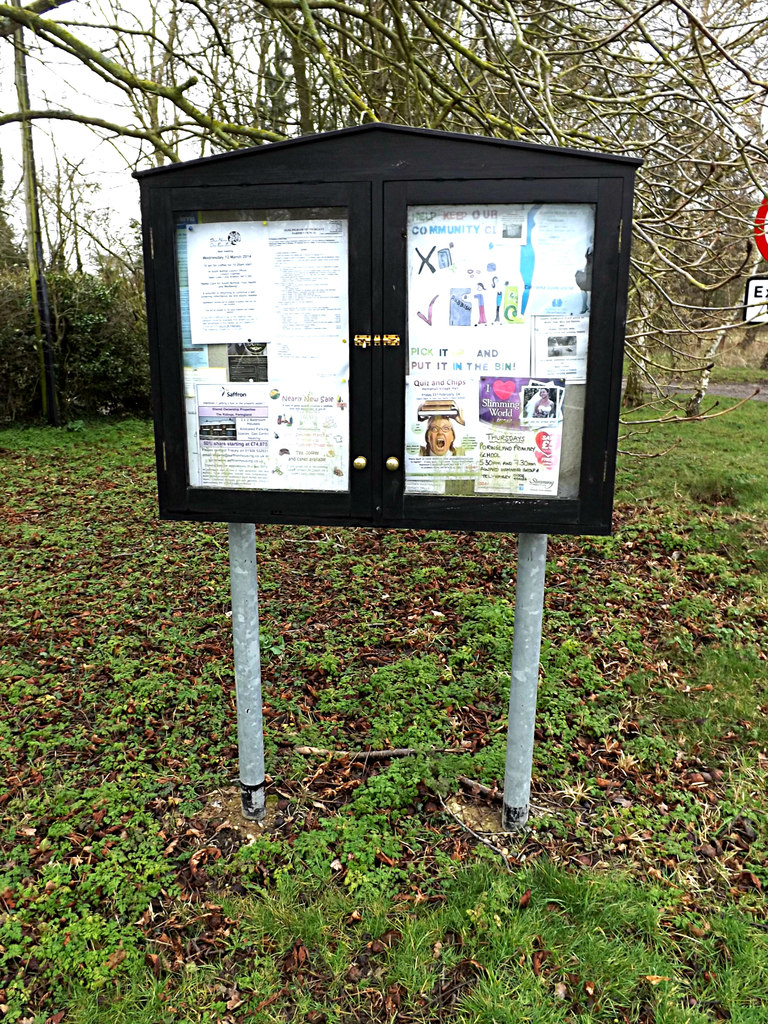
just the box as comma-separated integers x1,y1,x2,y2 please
755,197,768,262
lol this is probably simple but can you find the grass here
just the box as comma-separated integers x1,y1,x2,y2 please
1,400,767,1022
709,365,768,385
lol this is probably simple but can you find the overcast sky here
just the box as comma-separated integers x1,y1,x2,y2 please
0,15,143,250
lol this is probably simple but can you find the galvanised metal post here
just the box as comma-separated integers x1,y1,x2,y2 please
502,532,548,831
228,522,266,821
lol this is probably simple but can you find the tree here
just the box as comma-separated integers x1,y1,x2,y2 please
0,149,23,265
1,0,767,426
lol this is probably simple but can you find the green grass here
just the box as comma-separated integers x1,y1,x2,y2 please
59,864,768,1023
617,395,768,515
621,360,768,387
709,365,768,385
1,402,767,1022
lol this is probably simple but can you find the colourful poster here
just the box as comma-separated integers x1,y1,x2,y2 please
407,203,594,377
475,377,564,496
404,202,588,498
403,374,565,497
404,375,479,495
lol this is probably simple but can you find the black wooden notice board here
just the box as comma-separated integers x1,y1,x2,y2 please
136,124,640,535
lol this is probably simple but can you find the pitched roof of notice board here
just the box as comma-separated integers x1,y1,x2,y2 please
132,122,643,181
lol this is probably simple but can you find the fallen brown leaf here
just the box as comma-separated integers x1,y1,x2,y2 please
226,989,243,1010
531,950,548,977
105,948,126,971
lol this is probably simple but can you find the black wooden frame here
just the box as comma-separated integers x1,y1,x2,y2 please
137,124,639,535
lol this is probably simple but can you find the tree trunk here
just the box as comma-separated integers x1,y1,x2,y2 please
13,2,58,425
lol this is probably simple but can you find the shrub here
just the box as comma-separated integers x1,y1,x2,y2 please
0,266,151,422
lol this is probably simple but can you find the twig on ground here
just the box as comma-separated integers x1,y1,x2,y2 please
458,775,503,802
293,745,464,760
622,387,759,425
617,438,683,458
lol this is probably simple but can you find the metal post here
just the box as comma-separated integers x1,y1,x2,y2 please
502,532,548,831
228,523,266,821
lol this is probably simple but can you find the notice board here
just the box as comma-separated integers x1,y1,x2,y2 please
136,124,639,534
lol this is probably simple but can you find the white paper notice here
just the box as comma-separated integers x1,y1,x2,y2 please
267,219,347,336
186,222,265,346
196,383,271,489
532,315,589,382
184,367,227,487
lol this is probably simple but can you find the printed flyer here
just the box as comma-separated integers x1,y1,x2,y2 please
186,221,265,346
404,375,478,494
190,382,348,491
476,376,564,496
532,315,589,380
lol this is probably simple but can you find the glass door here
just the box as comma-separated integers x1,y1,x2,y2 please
176,207,352,494
152,182,372,524
381,179,615,530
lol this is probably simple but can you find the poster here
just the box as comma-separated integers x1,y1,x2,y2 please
191,381,348,491
195,383,271,489
476,377,564,496
404,375,478,494
407,202,594,374
265,382,349,490
266,218,348,338
177,212,350,492
405,202,592,497
186,221,265,346
404,375,564,497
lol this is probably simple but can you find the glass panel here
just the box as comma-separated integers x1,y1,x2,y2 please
404,202,594,499
175,209,350,492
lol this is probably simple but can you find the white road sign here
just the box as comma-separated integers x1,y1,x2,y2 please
744,276,768,324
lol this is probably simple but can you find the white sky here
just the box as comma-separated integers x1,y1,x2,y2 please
0,10,147,254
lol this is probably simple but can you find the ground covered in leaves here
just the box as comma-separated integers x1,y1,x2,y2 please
1,407,767,1023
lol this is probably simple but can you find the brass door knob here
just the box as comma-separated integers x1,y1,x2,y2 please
385,457,400,471
353,456,367,470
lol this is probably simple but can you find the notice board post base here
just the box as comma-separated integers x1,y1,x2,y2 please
502,532,547,832
228,522,267,823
